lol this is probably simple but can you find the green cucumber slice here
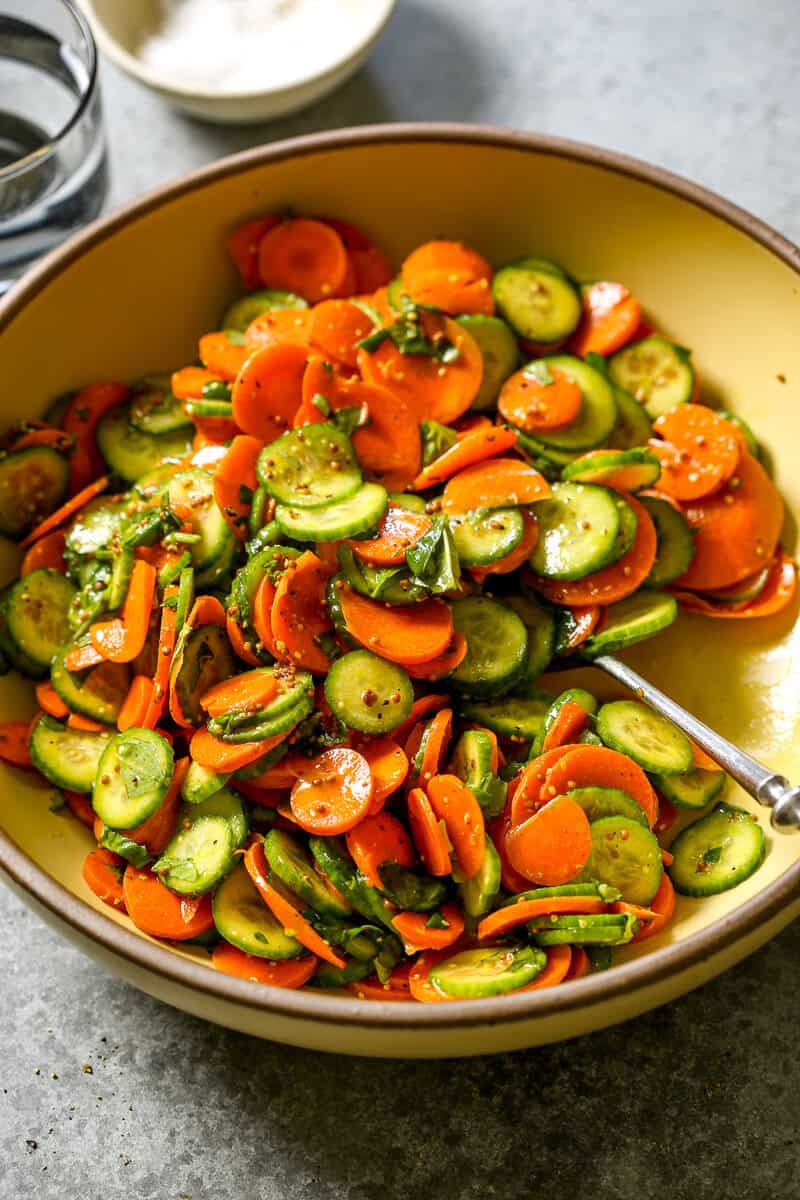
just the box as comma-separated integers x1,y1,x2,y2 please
580,592,678,658
568,785,649,826
493,259,581,343
449,596,528,697
258,424,361,509
504,594,556,681
50,644,129,724
641,496,695,587
106,546,135,610
562,448,661,491
324,650,413,735
130,375,192,435
459,690,553,742
182,761,230,805
212,863,305,959
264,828,352,919
381,863,449,912
458,836,502,918
308,836,394,928
531,913,639,946
597,700,693,774
718,410,759,458
336,543,426,606
65,498,127,559
29,715,112,793
530,482,621,580
166,469,235,574
92,729,174,829
654,767,726,810
607,385,654,449
207,691,313,744
450,729,507,818
669,803,765,896
154,816,234,896
96,404,192,482
187,786,248,847
531,687,598,756
221,288,307,332
308,958,372,988
430,944,547,998
0,446,70,538
608,336,693,419
389,492,427,515
514,428,579,473
607,495,638,566
497,882,621,907
5,569,76,672
169,623,236,726
528,356,617,451
455,314,520,411
276,482,387,543
449,507,524,567
580,815,663,905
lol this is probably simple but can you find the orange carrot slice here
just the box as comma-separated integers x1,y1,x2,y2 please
541,701,591,751
35,680,69,719
321,217,393,293
231,343,306,442
411,425,518,491
478,895,606,940
338,585,453,666
200,670,279,719
225,214,281,288
243,841,346,967
90,560,156,664
347,379,422,492
82,847,126,910
346,961,415,1002
117,675,155,732
62,383,128,493
226,610,261,667
651,404,741,501
354,736,409,812
190,727,286,773
405,632,468,681
142,589,178,730
212,941,318,987
520,943,573,990
65,790,95,829
350,505,431,567
213,435,263,539
244,307,311,355
543,745,658,828
404,267,494,316
21,529,66,576
569,282,642,358
563,946,591,980
393,693,450,745
309,299,375,369
393,903,464,951
270,550,332,673
672,549,796,618
442,456,550,513
290,747,373,835
345,811,415,889
498,366,583,432
406,786,452,877
426,773,485,879
20,475,110,548
469,509,539,582
509,746,584,826
198,332,248,381
0,720,32,767
506,795,592,885
630,874,676,942
257,217,349,302
171,366,223,401
414,709,453,789
123,864,214,940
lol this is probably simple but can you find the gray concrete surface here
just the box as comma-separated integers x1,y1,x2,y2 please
2,1,800,1196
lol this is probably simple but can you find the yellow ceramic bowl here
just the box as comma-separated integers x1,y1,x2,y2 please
1,126,799,1058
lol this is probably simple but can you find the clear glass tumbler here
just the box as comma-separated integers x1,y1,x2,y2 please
0,0,108,292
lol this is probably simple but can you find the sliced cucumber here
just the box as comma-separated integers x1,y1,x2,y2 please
449,596,528,697
654,767,726,810
92,729,174,830
580,815,663,905
531,913,639,947
669,803,765,896
608,494,638,566
459,836,502,918
29,715,112,793
336,543,427,606
208,690,313,744
718,410,759,459
324,650,413,735
493,258,581,343
166,469,235,575
641,496,695,588
96,404,192,482
529,357,617,451
130,375,192,435
514,428,579,474
504,594,555,681
450,729,506,818
222,288,307,332
182,761,230,805
459,690,552,742
530,482,621,580
531,687,598,755
169,623,236,726
562,448,661,492
449,507,524,567
608,336,693,419
581,591,678,659
154,816,234,896
309,958,372,988
308,836,393,928
430,944,547,998
276,482,388,543
607,384,654,449
381,863,449,912
212,863,305,959
65,497,128,559
568,785,648,826
496,881,621,907
455,314,520,411
187,786,248,847
230,544,299,652
50,643,129,724
597,700,693,775
264,828,352,919
5,570,76,673
258,424,361,509
706,567,772,605
0,446,70,538
389,492,427,515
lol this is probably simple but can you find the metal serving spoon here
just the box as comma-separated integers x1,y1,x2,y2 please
576,654,800,832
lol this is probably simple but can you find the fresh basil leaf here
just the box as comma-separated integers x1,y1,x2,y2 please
311,393,330,416
405,515,460,595
100,827,153,868
331,407,368,438
153,856,198,882
584,352,609,376
425,911,450,929
702,845,723,866
118,736,170,801
222,328,246,346
420,420,458,468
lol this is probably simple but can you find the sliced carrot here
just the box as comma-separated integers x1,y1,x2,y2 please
0,721,32,767
226,610,262,667
408,949,459,1003
345,811,415,889
498,365,583,432
82,847,127,910
469,509,539,583
171,366,223,401
253,575,282,659
198,331,247,381
346,961,415,1002
442,456,550,513
543,745,658,828
338,585,453,666
201,670,279,719
406,786,452,877
66,713,106,733
454,414,493,437
651,404,741,501
506,794,592,885
393,693,449,745
541,701,591,752
309,299,375,369
258,217,349,303
563,946,590,981
124,758,187,856
402,239,492,283
529,492,657,605
6,426,74,454
90,560,156,664
290,747,373,835
355,737,409,812
190,727,286,772
402,241,493,315
185,595,226,630
521,943,573,990
270,550,333,673
692,743,719,770
62,382,128,493
212,941,318,987
630,874,676,943
65,790,95,829
672,548,795,618
415,709,453,789
411,425,519,491
510,745,584,826
673,450,784,591
350,505,431,567
610,900,659,922
358,312,482,425
243,841,346,967
426,773,485,879
244,307,311,355
35,680,69,719
230,342,306,442
21,529,66,575
225,214,281,288
122,864,214,941
213,435,263,540
320,217,393,293
405,632,468,681
569,281,642,358
20,475,110,548
393,903,465,951
477,895,606,940
347,379,422,491
559,604,602,652
238,750,309,790
117,675,154,732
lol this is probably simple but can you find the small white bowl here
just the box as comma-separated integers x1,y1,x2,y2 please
79,0,397,124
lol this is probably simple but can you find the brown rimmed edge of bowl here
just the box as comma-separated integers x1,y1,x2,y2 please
1,122,799,1033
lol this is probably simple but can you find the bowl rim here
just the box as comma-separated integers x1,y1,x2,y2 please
80,0,397,102
1,121,800,1031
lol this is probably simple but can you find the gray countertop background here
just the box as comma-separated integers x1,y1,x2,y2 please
2,1,800,1196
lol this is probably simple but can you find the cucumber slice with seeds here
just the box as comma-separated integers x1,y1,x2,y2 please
50,643,129,724
654,768,726,811
182,761,230,805
264,828,352,918
212,863,305,959
130,375,192,435
493,259,581,343
608,336,693,419
597,700,693,775
504,594,555,681
29,715,112,793
450,730,507,818
455,314,520,411
449,596,528,697
92,728,174,830
579,815,663,905
64,497,128,559
531,913,639,947
166,469,234,574
607,385,653,449
641,496,695,587
459,836,502,918
669,803,765,896
221,288,307,332
169,623,237,727
459,690,552,742
528,357,617,451
187,786,248,847
276,482,388,543
430,944,547,998
258,424,361,509
6,569,76,672
0,445,70,538
324,649,413,735
449,507,524,567
530,482,621,580
568,785,649,826
562,448,661,492
154,815,234,896
96,404,193,482
607,494,638,565
581,592,678,658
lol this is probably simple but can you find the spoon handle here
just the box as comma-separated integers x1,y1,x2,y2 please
592,654,800,831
